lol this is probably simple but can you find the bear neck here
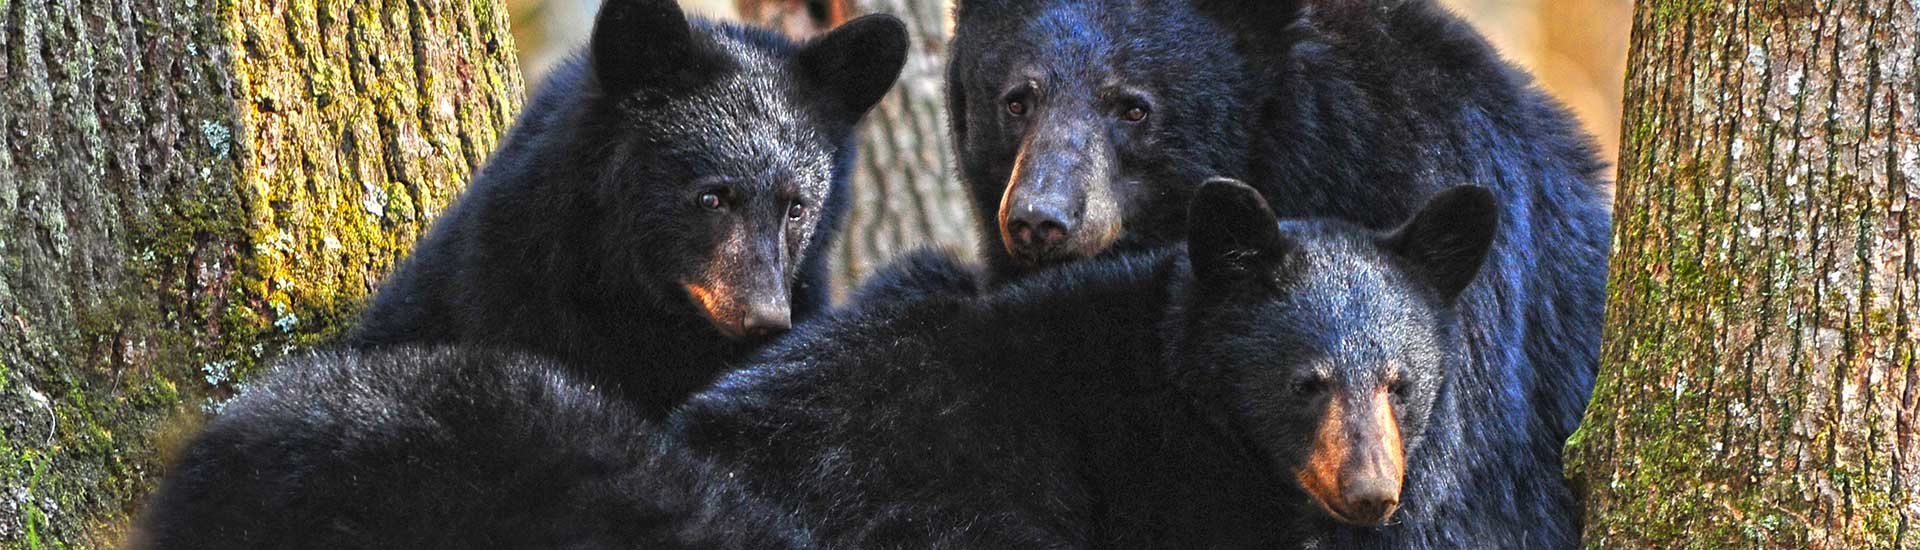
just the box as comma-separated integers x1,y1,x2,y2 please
968,249,1180,397
978,250,1299,544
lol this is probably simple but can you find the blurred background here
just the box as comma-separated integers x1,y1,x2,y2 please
503,0,1632,288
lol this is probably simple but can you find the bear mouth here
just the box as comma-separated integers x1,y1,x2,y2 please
1305,488,1399,527
681,281,790,342
1002,226,1125,267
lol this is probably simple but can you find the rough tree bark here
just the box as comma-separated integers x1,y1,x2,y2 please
1565,0,1918,547
0,0,522,546
738,0,975,291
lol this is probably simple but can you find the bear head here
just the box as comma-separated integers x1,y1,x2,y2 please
946,0,1305,276
581,0,906,339
1174,178,1498,526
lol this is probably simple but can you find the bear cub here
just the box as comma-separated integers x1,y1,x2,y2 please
670,179,1500,548
131,347,815,550
347,0,908,418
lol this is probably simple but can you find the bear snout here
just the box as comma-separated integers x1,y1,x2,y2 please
683,278,791,341
996,113,1126,266
1295,389,1408,526
741,298,792,339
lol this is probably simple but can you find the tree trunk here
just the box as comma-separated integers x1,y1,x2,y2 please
0,0,522,546
737,0,975,292
1564,0,1918,547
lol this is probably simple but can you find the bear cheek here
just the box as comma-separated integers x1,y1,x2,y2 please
679,229,753,339
682,279,745,339
1294,395,1353,521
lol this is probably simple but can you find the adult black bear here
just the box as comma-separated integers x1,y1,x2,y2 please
671,180,1499,548
131,347,814,550
348,0,908,418
943,1,1608,545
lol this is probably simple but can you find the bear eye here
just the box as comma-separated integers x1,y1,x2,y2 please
697,190,726,211
1388,381,1410,402
1120,106,1148,123
787,202,806,221
1007,99,1028,116
1295,376,1329,397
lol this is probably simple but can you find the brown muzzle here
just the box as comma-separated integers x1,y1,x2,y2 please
1295,388,1406,526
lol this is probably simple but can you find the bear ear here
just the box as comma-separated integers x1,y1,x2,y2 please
1188,178,1296,287
1384,185,1501,303
798,14,910,118
590,0,718,99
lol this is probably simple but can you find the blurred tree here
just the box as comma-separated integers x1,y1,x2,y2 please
1439,0,1631,163
508,0,603,78
0,1,521,547
1566,0,1919,546
739,0,978,291
512,0,737,79
1533,0,1631,164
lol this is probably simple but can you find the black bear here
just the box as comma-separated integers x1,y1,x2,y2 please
131,347,815,550
348,0,909,418
943,1,1608,544
670,179,1499,548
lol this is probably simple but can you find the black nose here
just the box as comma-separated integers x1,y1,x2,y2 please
741,302,791,338
1006,203,1072,257
1340,477,1401,525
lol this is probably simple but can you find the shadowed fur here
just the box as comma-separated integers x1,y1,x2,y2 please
131,347,814,550
669,180,1496,547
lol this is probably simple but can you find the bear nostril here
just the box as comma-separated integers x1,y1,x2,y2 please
1339,482,1401,525
1034,220,1068,247
1007,207,1072,254
1351,495,1398,523
1007,219,1036,248
741,303,791,339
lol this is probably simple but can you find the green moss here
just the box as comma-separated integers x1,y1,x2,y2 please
2,1,524,547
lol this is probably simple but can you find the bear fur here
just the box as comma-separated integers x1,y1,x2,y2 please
347,0,908,419
943,2,1608,544
131,347,814,550
669,180,1499,548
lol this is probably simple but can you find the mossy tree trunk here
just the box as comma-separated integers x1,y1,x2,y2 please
1565,0,1918,547
0,0,522,546
738,0,976,291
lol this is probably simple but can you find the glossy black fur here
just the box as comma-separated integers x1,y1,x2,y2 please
131,347,813,550
670,182,1493,548
945,2,1609,544
347,0,908,419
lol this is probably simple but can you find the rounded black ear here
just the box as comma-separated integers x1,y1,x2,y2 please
1188,178,1294,286
799,14,910,118
591,0,713,99
1385,185,1501,303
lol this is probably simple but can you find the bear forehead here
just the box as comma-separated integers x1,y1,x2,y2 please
631,33,836,190
1224,235,1442,353
969,2,1237,85
1298,286,1439,364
